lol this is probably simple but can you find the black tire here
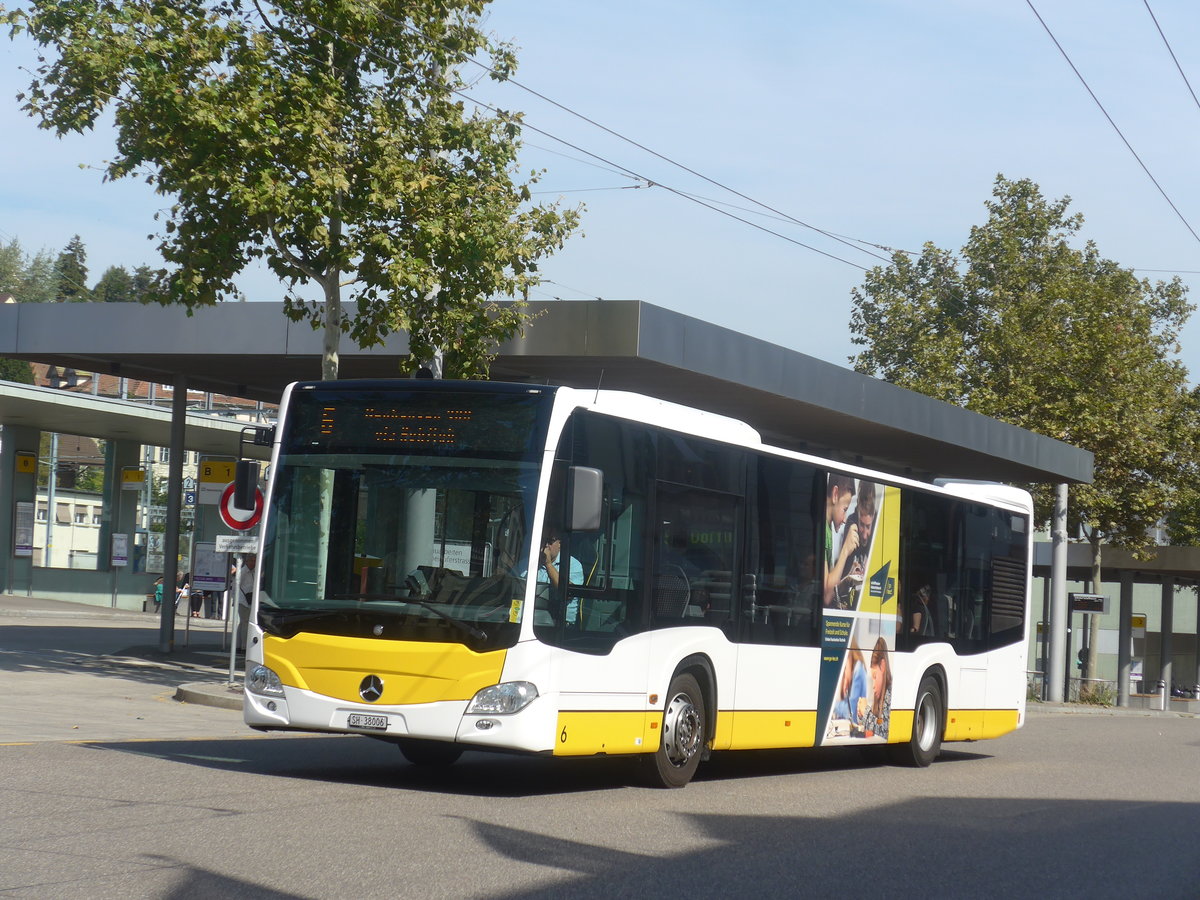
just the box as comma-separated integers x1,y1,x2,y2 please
639,672,705,788
397,738,463,767
889,675,943,767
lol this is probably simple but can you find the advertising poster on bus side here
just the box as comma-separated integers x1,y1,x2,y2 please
817,475,900,746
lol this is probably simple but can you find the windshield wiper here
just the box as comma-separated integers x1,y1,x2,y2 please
258,608,354,636
404,598,487,642
329,594,488,642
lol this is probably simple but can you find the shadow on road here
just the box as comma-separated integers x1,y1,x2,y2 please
469,796,1200,898
84,731,994,799
82,733,1200,896
0,623,230,689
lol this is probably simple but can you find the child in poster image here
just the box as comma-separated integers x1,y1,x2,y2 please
861,637,892,740
832,648,870,728
823,475,859,607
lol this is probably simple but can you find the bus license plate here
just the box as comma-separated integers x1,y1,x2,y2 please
347,713,388,731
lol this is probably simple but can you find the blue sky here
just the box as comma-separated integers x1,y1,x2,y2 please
3,1,1200,375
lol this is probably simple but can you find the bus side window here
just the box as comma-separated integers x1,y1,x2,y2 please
651,483,741,630
743,455,820,647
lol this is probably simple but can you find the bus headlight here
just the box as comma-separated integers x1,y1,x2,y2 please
467,682,538,715
247,665,285,697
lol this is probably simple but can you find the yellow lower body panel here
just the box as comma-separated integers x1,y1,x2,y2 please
722,710,819,750
553,711,661,757
943,709,1020,741
889,709,915,743
982,709,1020,739
263,634,505,705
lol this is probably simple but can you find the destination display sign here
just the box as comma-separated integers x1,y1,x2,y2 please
284,389,549,459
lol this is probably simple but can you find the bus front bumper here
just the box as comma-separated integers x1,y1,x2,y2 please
244,683,559,754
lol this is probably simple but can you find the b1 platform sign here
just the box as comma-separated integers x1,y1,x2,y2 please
198,458,236,505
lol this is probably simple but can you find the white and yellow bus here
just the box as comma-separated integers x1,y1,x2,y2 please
242,380,1032,787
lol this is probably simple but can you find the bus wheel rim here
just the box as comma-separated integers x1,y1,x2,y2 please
662,691,702,766
916,691,937,749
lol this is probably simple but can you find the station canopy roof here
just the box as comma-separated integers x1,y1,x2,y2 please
0,300,1092,485
0,380,270,460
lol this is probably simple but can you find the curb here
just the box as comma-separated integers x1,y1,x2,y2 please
0,606,154,620
176,681,245,711
1026,701,1198,719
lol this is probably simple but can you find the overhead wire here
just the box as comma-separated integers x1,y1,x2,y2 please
1142,0,1200,117
522,141,638,181
362,5,893,265
286,13,872,270
1025,0,1200,248
540,279,605,301
530,184,651,195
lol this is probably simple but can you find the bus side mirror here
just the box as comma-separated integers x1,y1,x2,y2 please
568,466,603,532
234,460,260,510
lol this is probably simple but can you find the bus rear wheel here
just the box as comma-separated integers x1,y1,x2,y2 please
889,675,943,767
640,672,705,788
397,738,463,767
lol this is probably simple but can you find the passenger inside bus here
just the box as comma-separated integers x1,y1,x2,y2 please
910,583,935,636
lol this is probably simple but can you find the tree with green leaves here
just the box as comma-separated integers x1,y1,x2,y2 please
0,237,50,380
7,0,579,378
0,236,56,303
92,265,135,303
129,265,162,304
850,175,1196,680
0,358,34,383
53,234,89,302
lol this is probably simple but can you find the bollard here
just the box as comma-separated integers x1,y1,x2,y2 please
1157,679,1167,711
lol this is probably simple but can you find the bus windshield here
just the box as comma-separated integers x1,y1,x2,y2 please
257,385,553,649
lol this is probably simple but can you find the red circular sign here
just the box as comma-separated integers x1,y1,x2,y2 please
219,482,263,531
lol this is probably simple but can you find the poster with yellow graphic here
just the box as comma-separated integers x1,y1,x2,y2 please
817,476,900,745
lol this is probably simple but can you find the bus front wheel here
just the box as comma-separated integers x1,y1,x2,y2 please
397,738,463,767
640,672,705,788
889,675,943,767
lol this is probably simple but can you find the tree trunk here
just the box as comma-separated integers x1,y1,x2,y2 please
322,205,343,382
322,274,340,381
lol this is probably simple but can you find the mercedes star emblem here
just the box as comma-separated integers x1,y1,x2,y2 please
359,674,384,703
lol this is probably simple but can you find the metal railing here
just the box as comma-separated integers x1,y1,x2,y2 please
1026,670,1117,705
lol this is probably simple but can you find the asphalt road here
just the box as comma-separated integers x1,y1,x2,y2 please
2,605,1198,899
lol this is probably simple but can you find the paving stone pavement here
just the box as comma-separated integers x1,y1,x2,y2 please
0,593,246,744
